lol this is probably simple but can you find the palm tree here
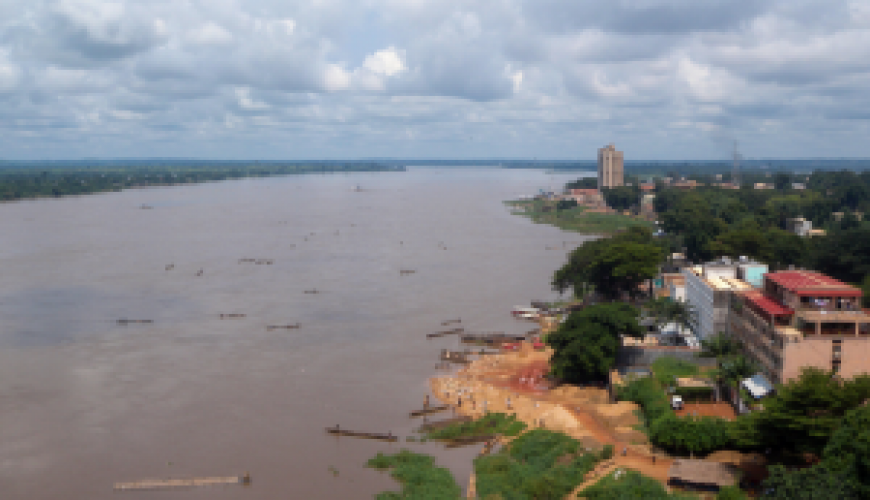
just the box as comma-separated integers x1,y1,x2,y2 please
719,355,760,386
699,332,741,367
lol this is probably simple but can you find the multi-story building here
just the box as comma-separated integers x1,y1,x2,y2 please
683,261,754,341
730,270,870,384
597,143,624,189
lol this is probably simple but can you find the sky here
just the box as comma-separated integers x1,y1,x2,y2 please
1,0,869,160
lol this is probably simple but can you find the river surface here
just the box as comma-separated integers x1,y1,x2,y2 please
0,167,594,499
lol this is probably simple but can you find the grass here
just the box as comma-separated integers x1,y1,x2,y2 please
474,429,604,500
579,469,699,499
366,449,461,500
425,412,527,440
505,199,653,235
651,356,701,387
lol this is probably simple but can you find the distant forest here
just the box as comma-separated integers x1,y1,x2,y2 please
0,162,403,202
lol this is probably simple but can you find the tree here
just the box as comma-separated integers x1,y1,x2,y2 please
699,333,741,366
808,226,870,284
552,227,665,300
645,297,697,339
761,463,859,500
602,185,640,211
717,355,760,387
556,198,578,211
773,172,792,190
754,368,870,458
585,241,666,300
821,404,870,496
546,303,641,383
566,177,597,190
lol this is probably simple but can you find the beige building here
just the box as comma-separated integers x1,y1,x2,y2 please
730,271,870,384
597,143,624,188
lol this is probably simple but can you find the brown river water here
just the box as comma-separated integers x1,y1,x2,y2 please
0,167,593,499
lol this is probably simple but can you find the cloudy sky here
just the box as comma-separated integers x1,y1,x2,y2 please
1,0,869,160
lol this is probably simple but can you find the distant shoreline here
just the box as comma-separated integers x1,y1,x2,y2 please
0,163,404,203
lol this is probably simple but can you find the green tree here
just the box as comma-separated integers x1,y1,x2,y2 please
699,333,741,366
552,227,665,300
556,198,578,211
821,404,870,497
546,303,641,383
602,185,640,211
754,368,870,457
761,463,859,500
717,356,759,387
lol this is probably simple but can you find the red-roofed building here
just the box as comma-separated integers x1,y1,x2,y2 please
567,188,604,207
730,271,870,384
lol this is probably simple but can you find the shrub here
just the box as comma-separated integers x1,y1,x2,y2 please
366,449,460,500
674,385,715,402
426,412,527,440
474,430,600,500
580,469,696,499
600,444,614,460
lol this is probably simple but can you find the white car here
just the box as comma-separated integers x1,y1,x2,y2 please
671,395,684,410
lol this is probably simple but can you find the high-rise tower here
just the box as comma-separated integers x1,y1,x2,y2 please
597,143,624,189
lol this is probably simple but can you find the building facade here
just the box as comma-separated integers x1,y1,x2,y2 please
730,271,870,384
683,261,753,341
597,143,624,189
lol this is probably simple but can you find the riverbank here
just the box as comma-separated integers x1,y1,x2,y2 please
428,341,678,496
505,198,652,235
0,163,404,202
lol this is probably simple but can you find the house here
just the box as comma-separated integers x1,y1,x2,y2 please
730,270,870,384
668,459,741,491
786,217,813,237
567,188,604,207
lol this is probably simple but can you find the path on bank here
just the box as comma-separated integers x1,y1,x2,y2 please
430,347,675,497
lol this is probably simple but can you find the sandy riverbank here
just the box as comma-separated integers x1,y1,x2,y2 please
429,341,678,496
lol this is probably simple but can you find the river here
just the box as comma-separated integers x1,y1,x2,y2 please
0,167,594,499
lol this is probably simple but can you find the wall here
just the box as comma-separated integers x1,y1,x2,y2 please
616,345,717,368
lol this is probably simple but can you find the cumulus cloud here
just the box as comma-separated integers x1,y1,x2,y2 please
0,0,867,158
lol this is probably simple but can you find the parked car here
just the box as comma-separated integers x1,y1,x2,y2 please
671,395,684,410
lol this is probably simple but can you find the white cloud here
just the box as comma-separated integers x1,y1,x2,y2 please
323,64,351,91
363,47,406,77
0,0,868,158
187,23,234,46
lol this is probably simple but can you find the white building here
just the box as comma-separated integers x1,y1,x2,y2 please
683,260,753,341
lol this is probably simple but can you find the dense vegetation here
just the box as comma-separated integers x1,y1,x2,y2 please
652,170,870,293
580,469,700,499
552,226,665,300
366,449,461,500
506,198,652,235
617,366,870,461
473,429,602,499
546,303,643,383
424,412,526,440
0,163,403,202
762,403,870,498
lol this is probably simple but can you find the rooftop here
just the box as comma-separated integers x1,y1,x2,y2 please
669,459,741,488
767,271,862,297
744,291,794,317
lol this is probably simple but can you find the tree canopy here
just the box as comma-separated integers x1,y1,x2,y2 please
753,368,870,457
546,303,641,383
553,226,665,300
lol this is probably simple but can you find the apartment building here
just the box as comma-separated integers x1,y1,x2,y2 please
597,143,624,189
683,261,754,341
730,271,870,384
